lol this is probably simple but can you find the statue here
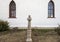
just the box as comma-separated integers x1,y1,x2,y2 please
26,15,32,42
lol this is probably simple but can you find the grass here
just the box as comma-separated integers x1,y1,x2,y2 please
32,29,55,36
0,29,59,42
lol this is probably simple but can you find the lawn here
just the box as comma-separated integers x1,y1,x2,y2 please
0,29,60,42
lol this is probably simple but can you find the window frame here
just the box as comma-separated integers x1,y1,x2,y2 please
48,0,55,18
9,0,16,18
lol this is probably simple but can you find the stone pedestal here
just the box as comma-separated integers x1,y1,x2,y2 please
26,15,32,42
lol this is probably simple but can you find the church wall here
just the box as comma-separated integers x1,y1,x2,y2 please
0,0,60,27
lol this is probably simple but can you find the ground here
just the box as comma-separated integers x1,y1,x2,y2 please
0,29,60,42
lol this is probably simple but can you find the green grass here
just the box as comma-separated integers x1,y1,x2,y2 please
32,29,55,32
0,29,56,36
0,29,27,36
32,29,55,36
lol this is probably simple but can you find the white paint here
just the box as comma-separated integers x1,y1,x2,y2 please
0,0,60,27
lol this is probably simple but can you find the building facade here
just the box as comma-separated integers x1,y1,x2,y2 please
0,0,60,28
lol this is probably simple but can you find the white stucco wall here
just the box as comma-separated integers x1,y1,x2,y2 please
0,0,60,27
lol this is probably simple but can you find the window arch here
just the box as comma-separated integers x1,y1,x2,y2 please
9,0,16,18
48,0,55,18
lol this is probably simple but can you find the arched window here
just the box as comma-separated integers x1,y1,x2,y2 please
9,0,16,18
48,0,55,18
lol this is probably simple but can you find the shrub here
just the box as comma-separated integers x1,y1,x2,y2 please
0,20,9,32
55,25,60,35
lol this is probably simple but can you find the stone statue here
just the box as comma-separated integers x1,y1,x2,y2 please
26,15,32,42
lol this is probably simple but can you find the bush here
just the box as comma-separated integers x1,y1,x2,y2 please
55,25,60,35
0,20,9,32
